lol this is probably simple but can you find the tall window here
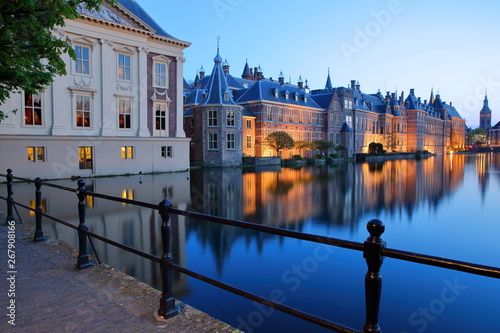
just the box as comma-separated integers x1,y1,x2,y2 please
227,110,235,126
246,135,252,149
24,93,42,125
78,147,93,169
118,99,131,129
27,147,45,162
208,133,218,150
154,62,167,88
208,110,218,127
120,146,134,159
75,95,91,128
227,133,235,149
75,45,90,75
246,119,252,129
117,54,131,81
154,103,167,136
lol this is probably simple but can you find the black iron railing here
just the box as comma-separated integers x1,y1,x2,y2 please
2,168,500,333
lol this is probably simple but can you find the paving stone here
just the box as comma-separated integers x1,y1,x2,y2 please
0,214,240,333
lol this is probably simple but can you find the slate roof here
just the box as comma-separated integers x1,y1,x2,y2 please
310,93,334,109
492,121,500,130
116,0,176,38
201,49,238,105
235,80,322,109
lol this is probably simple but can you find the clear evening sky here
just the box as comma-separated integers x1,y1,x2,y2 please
138,0,500,128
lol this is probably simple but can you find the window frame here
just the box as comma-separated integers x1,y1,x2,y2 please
23,92,43,126
117,53,132,82
27,146,46,162
208,133,218,150
152,56,170,89
227,109,235,127
117,98,132,129
227,133,235,149
78,146,93,170
74,94,92,128
74,44,91,76
120,146,134,159
208,109,218,127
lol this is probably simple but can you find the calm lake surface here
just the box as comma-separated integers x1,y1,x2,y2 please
3,153,500,332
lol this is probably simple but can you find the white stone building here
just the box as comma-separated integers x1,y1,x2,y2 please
0,0,191,179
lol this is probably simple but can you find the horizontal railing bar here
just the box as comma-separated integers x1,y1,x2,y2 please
86,191,158,209
169,207,365,252
0,197,78,230
170,263,360,333
382,247,500,279
84,229,162,264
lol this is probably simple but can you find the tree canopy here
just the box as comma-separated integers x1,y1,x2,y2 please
313,140,334,156
264,131,294,155
0,0,110,121
294,140,312,155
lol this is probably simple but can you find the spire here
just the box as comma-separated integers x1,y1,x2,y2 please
325,67,333,90
241,59,251,80
482,91,491,111
203,43,236,105
429,87,435,104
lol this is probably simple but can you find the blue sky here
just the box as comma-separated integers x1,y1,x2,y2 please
138,0,500,127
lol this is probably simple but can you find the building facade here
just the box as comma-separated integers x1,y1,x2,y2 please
0,0,191,179
184,52,467,165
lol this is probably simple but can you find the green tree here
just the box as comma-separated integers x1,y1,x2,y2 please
313,140,334,156
264,131,295,156
368,142,384,154
0,0,111,122
294,140,312,156
469,128,488,146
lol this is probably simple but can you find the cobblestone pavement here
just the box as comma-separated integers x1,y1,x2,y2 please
0,214,239,333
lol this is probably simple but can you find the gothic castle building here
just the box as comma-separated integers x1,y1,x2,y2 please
183,49,466,166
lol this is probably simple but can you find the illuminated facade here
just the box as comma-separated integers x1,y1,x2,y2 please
184,53,467,165
0,0,191,178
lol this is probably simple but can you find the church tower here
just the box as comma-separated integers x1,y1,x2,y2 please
480,92,492,131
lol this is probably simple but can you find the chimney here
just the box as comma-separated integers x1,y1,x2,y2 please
450,101,453,106
410,88,415,95
253,67,258,81
278,71,285,85
355,81,360,91
350,80,356,89
298,81,304,89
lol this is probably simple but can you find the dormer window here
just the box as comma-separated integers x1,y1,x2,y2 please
304,95,308,103
224,92,229,101
294,93,298,101
285,90,289,99
273,88,279,98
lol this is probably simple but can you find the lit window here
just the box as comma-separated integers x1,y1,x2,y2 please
209,133,218,150
117,54,131,81
24,93,42,125
75,95,91,128
75,45,90,75
246,119,252,129
227,110,235,126
227,133,235,149
27,147,45,162
78,146,93,169
246,135,252,149
154,62,167,88
121,146,134,159
208,110,218,127
118,99,132,129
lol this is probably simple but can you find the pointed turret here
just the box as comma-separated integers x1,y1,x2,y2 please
325,68,333,90
194,72,201,89
202,46,236,105
241,59,252,80
429,87,435,104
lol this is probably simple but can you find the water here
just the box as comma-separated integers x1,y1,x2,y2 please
2,153,499,332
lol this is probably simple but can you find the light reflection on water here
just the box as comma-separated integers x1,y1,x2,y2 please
2,153,500,332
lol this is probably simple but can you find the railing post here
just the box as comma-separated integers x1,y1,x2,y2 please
33,177,44,242
158,199,181,319
76,179,92,269
6,169,14,224
363,219,386,333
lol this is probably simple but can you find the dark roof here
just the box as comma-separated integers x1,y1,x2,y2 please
116,0,176,38
310,93,333,109
202,49,238,105
492,121,500,130
235,80,322,109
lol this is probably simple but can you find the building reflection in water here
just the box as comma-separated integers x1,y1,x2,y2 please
3,153,491,301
